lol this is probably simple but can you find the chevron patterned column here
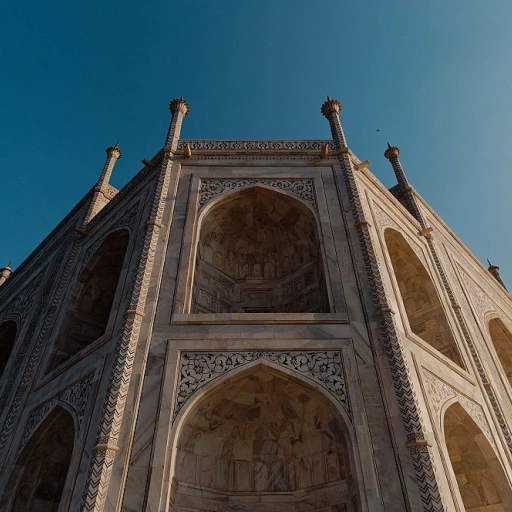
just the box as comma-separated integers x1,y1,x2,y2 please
80,97,190,512
321,97,447,512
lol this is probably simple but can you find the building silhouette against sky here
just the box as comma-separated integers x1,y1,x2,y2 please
0,97,512,511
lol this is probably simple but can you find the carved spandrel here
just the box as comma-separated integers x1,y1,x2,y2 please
173,350,351,422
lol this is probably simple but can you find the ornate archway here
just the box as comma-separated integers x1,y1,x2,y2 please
2,406,75,511
47,229,129,372
192,186,329,313
444,402,512,510
384,228,463,366
172,365,360,512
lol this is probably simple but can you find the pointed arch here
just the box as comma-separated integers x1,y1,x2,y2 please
192,185,329,313
2,406,75,511
384,228,463,367
488,317,512,388
47,229,129,372
171,363,361,511
0,320,17,378
443,402,512,510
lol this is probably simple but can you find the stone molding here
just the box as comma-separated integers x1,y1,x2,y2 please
199,179,317,210
423,369,495,450
15,372,95,459
177,140,335,152
173,350,351,422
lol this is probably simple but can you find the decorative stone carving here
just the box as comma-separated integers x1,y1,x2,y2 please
423,369,495,449
199,179,317,210
16,372,95,458
178,140,335,152
173,350,350,422
0,268,45,321
458,265,496,316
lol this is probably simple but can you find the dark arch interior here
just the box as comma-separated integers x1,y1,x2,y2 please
444,402,512,510
0,321,17,378
174,366,360,511
193,187,329,313
47,230,129,372
488,318,512,387
384,229,463,367
3,407,75,512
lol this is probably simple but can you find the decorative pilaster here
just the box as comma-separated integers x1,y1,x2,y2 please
0,262,12,287
487,259,508,291
322,98,446,511
384,143,425,225
80,98,189,512
82,144,122,226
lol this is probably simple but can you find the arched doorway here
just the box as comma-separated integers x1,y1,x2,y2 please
193,187,329,313
0,320,17,378
444,402,512,510
384,228,463,367
47,230,129,372
2,406,75,511
488,318,512,387
173,365,360,512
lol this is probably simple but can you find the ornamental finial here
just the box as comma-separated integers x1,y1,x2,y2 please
321,96,341,118
384,142,400,160
169,96,190,116
106,143,122,159
0,262,12,286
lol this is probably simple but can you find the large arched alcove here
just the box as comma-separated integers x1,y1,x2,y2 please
193,187,329,313
384,229,463,367
47,230,129,372
488,318,512,388
173,365,360,512
0,320,17,378
2,406,75,511
444,402,512,510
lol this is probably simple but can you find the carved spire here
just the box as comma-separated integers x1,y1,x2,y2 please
487,259,508,291
98,142,122,189
165,96,190,152
320,96,346,149
0,261,12,287
82,143,122,226
383,142,426,227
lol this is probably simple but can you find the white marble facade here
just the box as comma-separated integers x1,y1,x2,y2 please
1,98,512,511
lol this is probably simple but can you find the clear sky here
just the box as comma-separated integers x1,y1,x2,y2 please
2,1,512,284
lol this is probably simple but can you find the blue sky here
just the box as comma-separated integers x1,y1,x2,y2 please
2,1,512,285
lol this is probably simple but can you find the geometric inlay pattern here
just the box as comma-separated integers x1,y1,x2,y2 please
173,350,350,421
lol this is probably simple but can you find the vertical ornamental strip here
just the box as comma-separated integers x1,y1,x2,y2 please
321,97,446,511
81,98,189,512
384,145,512,455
